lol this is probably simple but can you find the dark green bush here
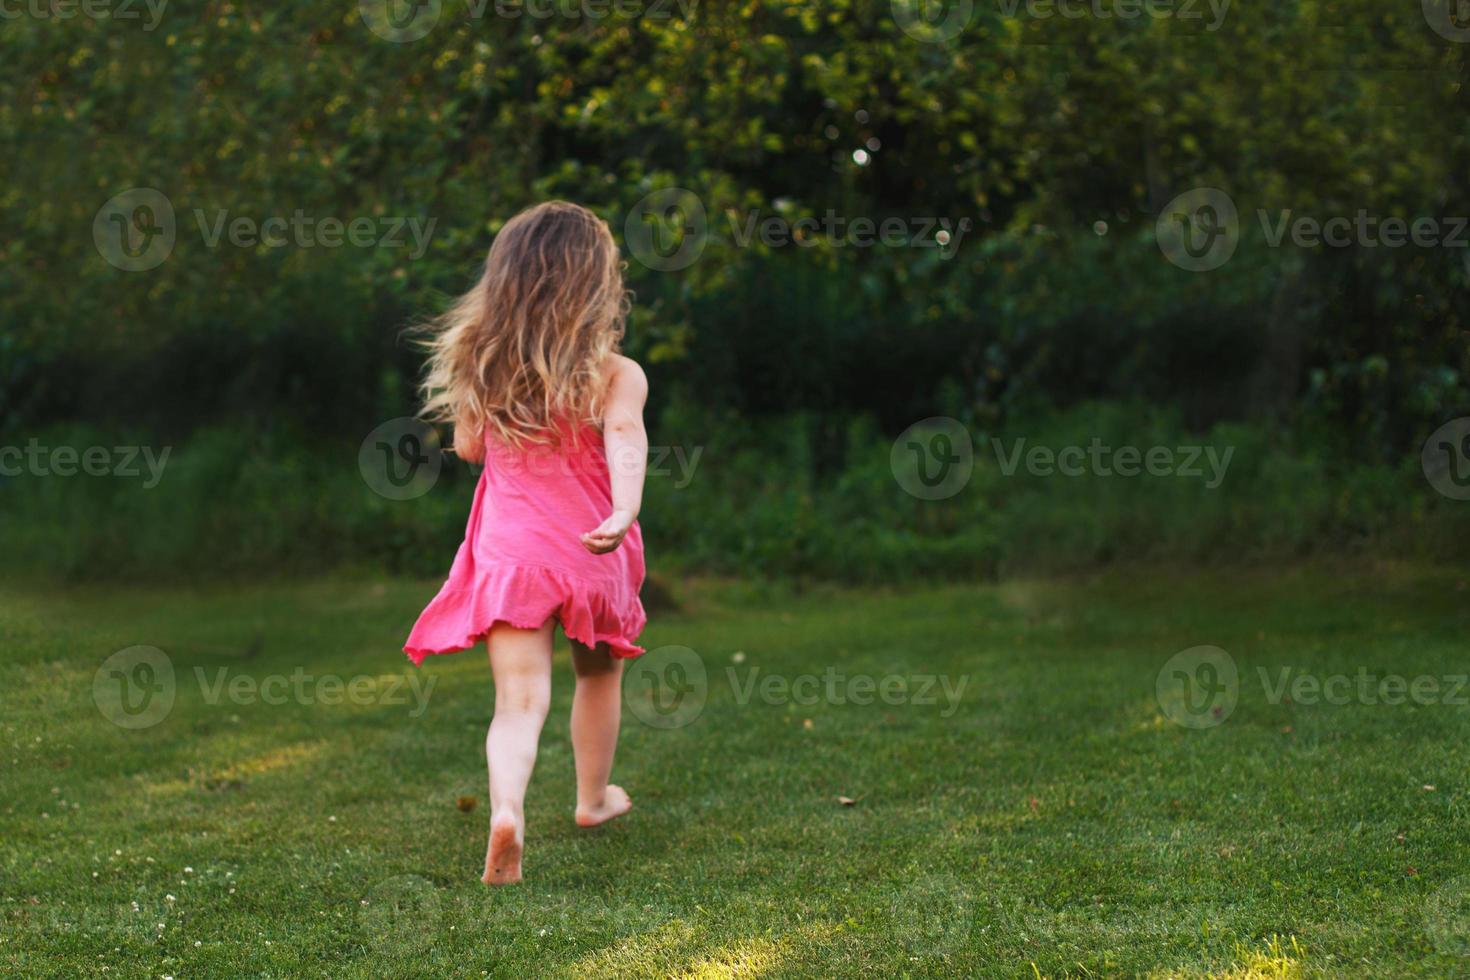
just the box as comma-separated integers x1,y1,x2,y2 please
3,402,1463,585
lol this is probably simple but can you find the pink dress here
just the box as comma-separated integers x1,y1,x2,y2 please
403,423,646,664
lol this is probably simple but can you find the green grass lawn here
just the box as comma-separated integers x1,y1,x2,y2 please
3,563,1469,977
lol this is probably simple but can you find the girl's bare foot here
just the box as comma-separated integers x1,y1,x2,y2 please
482,814,523,885
575,784,632,828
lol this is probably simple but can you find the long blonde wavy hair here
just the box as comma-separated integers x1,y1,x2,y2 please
418,201,629,447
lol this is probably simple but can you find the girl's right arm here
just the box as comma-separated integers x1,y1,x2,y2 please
581,355,647,555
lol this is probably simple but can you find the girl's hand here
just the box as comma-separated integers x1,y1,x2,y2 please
453,422,485,464
581,509,634,554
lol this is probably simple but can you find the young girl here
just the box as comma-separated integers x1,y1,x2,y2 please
402,201,648,885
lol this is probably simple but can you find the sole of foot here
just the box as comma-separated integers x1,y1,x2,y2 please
575,784,633,828
482,817,523,885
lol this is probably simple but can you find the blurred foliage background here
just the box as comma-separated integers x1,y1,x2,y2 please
1,0,1467,581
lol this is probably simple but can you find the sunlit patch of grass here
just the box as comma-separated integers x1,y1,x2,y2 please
1215,935,1306,979
670,936,793,979
1147,935,1305,979
569,919,703,978
142,740,329,798
570,921,836,979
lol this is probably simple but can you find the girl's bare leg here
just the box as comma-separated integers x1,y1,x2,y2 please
482,620,554,885
570,641,633,828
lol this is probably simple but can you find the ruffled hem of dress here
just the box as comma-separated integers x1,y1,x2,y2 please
402,563,646,666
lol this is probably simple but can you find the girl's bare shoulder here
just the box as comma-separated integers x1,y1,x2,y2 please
600,354,648,398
